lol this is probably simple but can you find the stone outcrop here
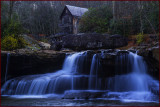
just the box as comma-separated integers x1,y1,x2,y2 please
2,47,159,84
50,33,127,51
1,50,66,84
136,46,159,79
63,90,108,99
62,33,127,50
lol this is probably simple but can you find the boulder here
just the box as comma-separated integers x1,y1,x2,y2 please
38,42,51,50
55,33,128,50
63,90,108,99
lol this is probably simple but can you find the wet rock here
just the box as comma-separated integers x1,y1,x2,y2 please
137,48,149,57
85,50,95,56
137,46,159,79
63,90,108,99
128,48,136,53
1,50,66,84
151,88,159,95
117,50,129,55
101,53,116,59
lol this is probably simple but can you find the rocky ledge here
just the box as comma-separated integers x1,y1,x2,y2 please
132,45,159,79
51,33,128,50
63,90,108,99
1,47,159,84
1,49,68,84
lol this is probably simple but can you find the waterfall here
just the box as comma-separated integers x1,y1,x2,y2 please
5,53,10,82
107,52,159,92
62,52,84,73
1,52,85,95
106,52,159,102
1,51,159,102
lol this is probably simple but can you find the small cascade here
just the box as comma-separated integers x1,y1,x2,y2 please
62,52,84,73
88,54,100,89
107,52,158,92
5,53,10,82
106,51,159,102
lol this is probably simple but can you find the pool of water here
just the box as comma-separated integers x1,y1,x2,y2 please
1,96,159,106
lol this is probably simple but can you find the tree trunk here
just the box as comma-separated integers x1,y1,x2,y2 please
9,1,15,21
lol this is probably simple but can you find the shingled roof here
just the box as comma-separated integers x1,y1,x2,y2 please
66,5,88,17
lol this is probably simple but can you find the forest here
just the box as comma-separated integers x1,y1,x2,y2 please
2,1,159,35
1,1,159,50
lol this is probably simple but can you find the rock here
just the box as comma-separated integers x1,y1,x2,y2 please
151,87,159,95
63,90,108,99
110,34,123,38
128,48,136,53
60,48,73,52
101,53,116,59
151,47,159,62
137,46,159,79
1,50,66,84
50,41,62,51
149,34,159,42
85,50,95,56
137,46,159,62
38,42,51,50
21,34,41,50
117,50,129,55
59,33,127,50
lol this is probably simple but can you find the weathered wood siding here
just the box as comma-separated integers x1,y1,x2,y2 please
73,17,79,34
60,8,73,34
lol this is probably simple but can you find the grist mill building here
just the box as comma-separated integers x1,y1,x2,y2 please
59,5,88,34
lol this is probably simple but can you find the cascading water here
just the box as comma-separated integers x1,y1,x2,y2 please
106,51,159,102
1,52,86,95
1,51,159,103
88,54,100,90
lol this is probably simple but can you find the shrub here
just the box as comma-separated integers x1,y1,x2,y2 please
1,35,28,51
1,35,19,51
136,33,144,44
17,36,28,49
